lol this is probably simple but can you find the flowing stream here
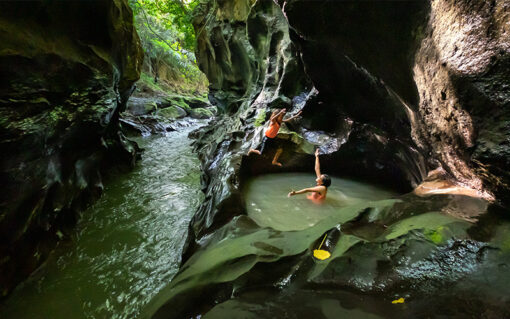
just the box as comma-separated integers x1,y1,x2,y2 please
0,122,205,319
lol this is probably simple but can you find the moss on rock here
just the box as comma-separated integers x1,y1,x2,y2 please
189,108,214,119
157,106,187,119
0,0,143,297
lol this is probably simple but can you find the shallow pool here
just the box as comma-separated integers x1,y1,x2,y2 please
244,173,397,231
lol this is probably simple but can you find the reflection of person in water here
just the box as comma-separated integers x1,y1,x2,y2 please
248,108,302,166
288,148,331,203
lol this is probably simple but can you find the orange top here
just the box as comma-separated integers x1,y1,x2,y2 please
265,121,280,138
307,191,326,204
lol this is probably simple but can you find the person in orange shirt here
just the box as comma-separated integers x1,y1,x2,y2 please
248,108,302,166
288,149,331,203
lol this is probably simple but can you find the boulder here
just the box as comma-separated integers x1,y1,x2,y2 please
157,106,187,119
126,97,158,115
189,108,214,119
163,94,210,109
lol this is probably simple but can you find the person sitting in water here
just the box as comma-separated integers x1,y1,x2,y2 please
247,108,302,166
288,148,331,203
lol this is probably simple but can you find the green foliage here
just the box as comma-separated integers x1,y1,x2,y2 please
139,72,168,92
129,0,207,93
130,0,198,51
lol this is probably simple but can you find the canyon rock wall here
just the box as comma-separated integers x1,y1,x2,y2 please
148,0,510,317
0,0,143,296
413,0,510,201
285,0,510,201
182,0,311,259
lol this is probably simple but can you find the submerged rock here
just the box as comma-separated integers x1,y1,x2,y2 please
0,0,143,297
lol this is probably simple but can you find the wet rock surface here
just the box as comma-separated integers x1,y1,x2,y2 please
413,0,510,201
0,0,143,297
148,0,510,317
147,192,510,318
284,0,510,201
121,93,215,135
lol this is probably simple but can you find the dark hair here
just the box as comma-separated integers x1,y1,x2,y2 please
321,174,331,187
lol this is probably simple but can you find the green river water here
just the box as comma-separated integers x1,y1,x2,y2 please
0,124,204,319
3,126,510,319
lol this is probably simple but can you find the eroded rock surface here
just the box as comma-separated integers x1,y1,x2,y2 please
148,0,510,317
0,0,143,296
183,0,311,254
285,0,510,201
412,0,510,201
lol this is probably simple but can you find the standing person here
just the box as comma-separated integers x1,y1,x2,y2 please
288,149,331,203
248,108,302,166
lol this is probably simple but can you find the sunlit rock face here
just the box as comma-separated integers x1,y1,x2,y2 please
285,0,510,202
0,0,143,297
413,0,510,201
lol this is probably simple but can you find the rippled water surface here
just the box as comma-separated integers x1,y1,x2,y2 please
244,173,397,231
0,123,205,319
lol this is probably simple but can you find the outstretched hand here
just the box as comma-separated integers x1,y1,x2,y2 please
283,110,302,122
315,148,320,157
288,190,296,197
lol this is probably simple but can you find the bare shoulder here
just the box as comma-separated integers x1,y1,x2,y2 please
314,185,327,195
311,185,326,193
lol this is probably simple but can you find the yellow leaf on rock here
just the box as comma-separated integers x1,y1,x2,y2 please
313,249,331,260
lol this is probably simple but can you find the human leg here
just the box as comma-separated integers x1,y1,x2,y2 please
248,149,261,155
272,147,283,166
248,136,268,155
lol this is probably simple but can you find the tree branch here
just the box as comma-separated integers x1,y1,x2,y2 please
136,0,180,52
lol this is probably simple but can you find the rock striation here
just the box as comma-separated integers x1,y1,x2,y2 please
284,0,510,201
0,0,143,296
148,0,510,317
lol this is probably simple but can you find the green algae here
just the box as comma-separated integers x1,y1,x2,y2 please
157,105,187,119
254,108,267,127
381,212,469,242
190,107,214,119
